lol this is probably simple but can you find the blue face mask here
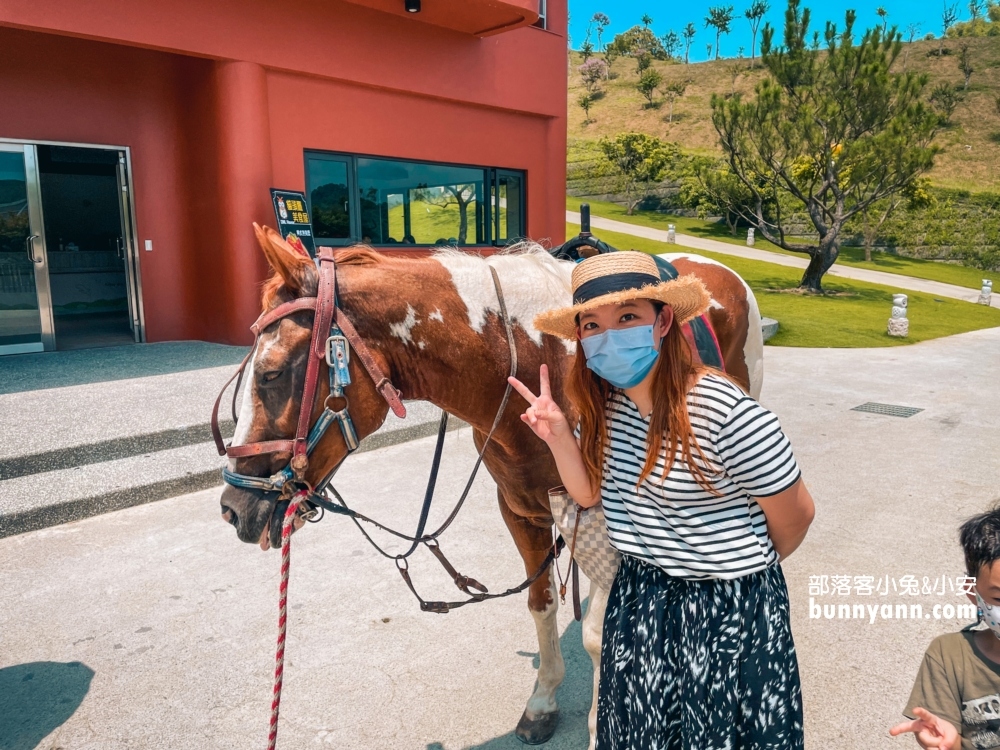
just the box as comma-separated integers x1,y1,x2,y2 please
580,324,661,389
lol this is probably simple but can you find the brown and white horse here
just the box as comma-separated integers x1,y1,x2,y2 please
219,230,764,748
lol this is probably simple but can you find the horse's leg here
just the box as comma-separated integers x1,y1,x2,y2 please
498,490,565,745
581,579,610,750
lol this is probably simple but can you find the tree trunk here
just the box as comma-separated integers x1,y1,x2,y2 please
865,244,872,262
798,245,839,291
458,201,468,244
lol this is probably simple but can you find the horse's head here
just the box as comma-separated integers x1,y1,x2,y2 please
219,226,392,550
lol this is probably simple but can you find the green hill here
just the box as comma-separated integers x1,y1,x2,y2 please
569,36,1000,192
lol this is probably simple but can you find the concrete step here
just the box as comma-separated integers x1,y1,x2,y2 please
0,341,463,539
0,399,463,539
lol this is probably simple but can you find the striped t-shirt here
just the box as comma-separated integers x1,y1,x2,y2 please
596,372,801,580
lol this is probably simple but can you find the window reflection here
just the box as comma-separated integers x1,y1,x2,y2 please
357,158,485,246
307,157,350,240
304,151,525,247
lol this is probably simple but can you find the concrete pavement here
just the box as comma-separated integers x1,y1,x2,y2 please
567,210,1000,309
2,327,999,748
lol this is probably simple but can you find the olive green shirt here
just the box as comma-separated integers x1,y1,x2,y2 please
904,631,1000,750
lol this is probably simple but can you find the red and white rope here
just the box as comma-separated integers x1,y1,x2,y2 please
267,495,304,750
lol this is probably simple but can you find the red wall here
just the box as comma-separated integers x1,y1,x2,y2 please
0,0,567,345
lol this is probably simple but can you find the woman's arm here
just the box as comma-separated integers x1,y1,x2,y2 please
547,432,601,508
754,478,815,561
508,365,601,508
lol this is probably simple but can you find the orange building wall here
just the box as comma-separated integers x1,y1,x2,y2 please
0,0,567,345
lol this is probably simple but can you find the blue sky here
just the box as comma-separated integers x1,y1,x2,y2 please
568,0,956,62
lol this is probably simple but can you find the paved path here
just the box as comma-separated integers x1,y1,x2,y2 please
567,210,999,309
2,327,999,748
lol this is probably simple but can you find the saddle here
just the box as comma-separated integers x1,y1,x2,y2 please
549,205,724,370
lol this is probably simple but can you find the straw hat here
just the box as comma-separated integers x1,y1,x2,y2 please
534,251,711,339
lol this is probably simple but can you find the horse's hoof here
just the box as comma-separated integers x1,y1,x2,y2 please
515,709,559,745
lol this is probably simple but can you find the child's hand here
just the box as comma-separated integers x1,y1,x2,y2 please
508,364,569,445
889,707,960,750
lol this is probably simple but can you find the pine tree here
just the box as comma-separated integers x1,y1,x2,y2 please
710,0,940,290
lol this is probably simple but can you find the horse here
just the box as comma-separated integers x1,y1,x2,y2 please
218,226,764,748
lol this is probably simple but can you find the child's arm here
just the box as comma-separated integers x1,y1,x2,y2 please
892,638,964,749
889,707,959,750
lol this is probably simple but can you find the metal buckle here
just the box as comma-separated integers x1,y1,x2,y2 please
334,408,360,452
325,334,350,367
326,334,352,391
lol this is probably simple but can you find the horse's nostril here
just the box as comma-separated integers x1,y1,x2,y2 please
221,505,239,528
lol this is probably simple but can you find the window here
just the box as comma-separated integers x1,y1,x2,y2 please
305,151,525,247
533,0,547,29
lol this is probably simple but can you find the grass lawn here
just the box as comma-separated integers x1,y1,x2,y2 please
568,223,1000,349
567,196,1000,290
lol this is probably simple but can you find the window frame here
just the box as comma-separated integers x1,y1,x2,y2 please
303,152,357,247
533,0,547,29
304,150,527,249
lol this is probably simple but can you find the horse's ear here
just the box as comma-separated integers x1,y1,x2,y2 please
253,223,316,294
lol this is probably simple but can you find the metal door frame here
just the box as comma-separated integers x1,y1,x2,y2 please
0,137,147,345
0,142,55,354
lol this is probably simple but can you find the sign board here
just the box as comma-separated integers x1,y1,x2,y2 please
270,188,316,257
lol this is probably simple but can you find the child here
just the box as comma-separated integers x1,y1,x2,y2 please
891,506,1000,750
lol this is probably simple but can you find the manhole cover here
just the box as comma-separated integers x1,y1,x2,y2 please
851,402,924,418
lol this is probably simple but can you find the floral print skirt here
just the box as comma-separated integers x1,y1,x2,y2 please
596,554,804,750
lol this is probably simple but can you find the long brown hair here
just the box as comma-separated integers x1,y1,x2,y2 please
565,306,721,494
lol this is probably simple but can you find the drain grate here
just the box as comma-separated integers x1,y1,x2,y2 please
851,402,924,418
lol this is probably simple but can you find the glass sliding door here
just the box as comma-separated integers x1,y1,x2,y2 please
117,152,142,341
0,144,54,354
306,153,354,245
493,170,525,245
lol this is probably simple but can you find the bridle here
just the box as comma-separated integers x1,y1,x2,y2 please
211,246,406,499
211,245,567,613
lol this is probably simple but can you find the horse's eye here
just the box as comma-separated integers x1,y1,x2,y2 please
262,370,283,383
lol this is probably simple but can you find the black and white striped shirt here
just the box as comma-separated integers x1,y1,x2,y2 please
597,373,801,580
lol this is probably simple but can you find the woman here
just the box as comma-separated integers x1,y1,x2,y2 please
508,251,815,749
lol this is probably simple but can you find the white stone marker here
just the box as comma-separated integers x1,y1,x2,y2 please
888,293,909,337
978,279,993,306
666,224,676,244
747,228,755,247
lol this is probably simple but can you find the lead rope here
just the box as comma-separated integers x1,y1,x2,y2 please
267,493,305,750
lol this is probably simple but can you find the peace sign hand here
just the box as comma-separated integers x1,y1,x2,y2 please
508,364,570,445
889,707,959,750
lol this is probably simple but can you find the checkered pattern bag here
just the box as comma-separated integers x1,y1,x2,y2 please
548,486,621,591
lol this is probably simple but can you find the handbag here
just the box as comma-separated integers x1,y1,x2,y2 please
547,486,622,619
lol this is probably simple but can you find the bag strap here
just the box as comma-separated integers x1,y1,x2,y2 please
554,508,584,621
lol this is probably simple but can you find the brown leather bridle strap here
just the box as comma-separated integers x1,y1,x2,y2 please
334,308,406,419
212,347,253,456
289,248,337,467
251,297,317,336
227,439,297,458
212,244,408,471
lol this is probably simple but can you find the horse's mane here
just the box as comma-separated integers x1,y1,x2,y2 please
260,244,386,310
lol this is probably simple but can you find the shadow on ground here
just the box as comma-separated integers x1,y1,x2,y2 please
0,661,94,749
0,341,247,394
427,600,595,750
